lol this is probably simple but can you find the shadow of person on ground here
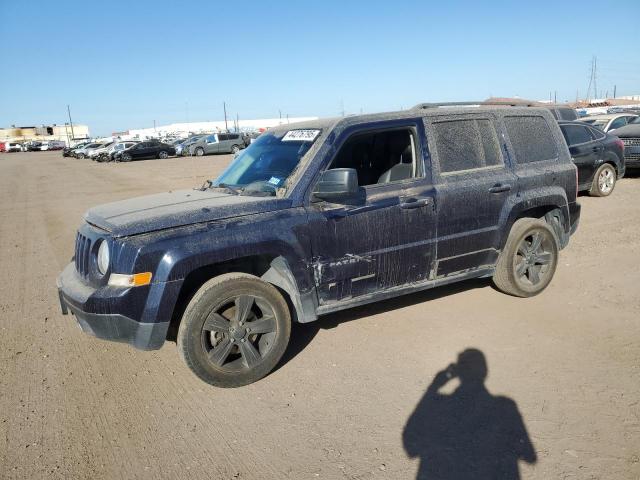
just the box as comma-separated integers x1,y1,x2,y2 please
403,349,536,479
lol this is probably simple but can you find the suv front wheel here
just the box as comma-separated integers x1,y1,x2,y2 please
493,218,559,297
177,273,291,388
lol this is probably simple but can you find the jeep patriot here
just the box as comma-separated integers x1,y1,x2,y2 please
57,106,581,387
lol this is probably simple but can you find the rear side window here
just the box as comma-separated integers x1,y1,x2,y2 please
558,108,578,121
218,134,229,141
432,118,503,174
504,116,558,164
588,126,606,140
560,125,592,146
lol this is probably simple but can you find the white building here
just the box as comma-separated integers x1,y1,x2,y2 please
116,117,318,141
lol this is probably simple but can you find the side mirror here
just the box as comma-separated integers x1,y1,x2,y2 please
313,168,359,202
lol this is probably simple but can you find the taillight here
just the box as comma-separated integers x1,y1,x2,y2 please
615,139,624,151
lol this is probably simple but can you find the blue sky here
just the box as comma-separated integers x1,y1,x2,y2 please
1,0,639,135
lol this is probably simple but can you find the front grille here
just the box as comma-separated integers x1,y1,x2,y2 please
74,232,91,277
621,137,640,147
624,153,640,163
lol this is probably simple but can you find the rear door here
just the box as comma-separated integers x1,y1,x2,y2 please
425,114,517,276
560,123,600,187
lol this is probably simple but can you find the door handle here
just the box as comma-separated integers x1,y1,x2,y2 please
399,197,432,209
488,184,511,193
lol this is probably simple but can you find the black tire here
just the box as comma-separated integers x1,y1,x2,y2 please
492,218,559,297
231,144,240,154
177,273,291,388
589,163,616,197
158,150,168,159
77,153,85,159
195,147,204,157
121,152,132,162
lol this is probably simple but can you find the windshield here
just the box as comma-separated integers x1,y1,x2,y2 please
213,129,320,196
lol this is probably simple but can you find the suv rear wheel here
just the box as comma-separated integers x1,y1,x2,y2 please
589,163,616,197
493,218,558,297
177,273,291,388
195,147,204,157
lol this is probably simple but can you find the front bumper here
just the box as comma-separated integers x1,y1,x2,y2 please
57,263,172,350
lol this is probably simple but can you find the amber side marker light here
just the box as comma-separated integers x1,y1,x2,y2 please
108,272,153,287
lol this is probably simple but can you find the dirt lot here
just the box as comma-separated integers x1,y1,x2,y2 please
0,151,639,479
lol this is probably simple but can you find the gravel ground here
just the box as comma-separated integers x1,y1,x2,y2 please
0,151,639,480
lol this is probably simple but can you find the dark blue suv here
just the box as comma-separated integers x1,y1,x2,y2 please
57,106,581,387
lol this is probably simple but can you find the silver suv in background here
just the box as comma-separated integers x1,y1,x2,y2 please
189,133,245,156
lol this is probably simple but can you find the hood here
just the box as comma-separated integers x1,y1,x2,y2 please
609,124,640,137
84,189,292,237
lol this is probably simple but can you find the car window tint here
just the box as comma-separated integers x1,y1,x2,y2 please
609,117,627,130
206,134,216,142
218,134,228,141
588,126,606,140
558,108,578,121
504,116,558,163
432,119,502,174
560,125,592,146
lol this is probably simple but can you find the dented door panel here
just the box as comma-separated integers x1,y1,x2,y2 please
306,180,436,305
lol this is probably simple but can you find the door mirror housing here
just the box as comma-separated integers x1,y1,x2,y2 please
313,168,359,202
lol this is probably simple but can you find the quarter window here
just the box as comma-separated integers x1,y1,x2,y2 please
432,119,503,174
504,116,558,164
560,125,592,146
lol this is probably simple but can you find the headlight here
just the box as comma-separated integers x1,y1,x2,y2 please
97,240,110,275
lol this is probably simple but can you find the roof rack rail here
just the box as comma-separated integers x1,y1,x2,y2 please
412,100,540,109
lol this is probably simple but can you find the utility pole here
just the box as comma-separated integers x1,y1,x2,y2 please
236,113,239,133
554,91,557,103
153,120,156,132
223,102,228,132
67,105,75,140
614,85,617,99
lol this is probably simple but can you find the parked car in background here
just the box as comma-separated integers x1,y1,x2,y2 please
189,133,245,156
559,120,625,197
608,117,640,169
0,142,5,152
95,141,140,162
581,113,638,133
87,142,115,160
5,142,24,152
113,140,175,161
27,141,43,151
176,135,206,156
63,142,89,157
39,140,66,151
57,106,581,387
73,142,103,159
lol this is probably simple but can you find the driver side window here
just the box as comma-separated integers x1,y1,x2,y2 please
329,128,419,186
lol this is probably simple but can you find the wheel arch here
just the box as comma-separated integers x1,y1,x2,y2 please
501,196,570,250
165,254,315,342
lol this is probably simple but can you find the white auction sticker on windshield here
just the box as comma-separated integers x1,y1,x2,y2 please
281,129,320,142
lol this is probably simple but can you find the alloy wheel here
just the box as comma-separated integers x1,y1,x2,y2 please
514,230,554,286
201,295,277,372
